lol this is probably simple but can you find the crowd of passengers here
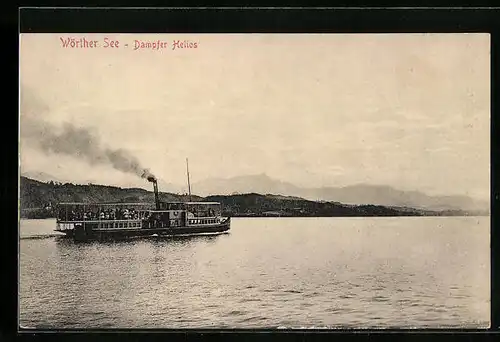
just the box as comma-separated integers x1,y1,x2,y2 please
59,207,220,221
61,208,149,221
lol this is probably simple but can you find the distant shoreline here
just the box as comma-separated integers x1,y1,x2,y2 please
20,176,489,220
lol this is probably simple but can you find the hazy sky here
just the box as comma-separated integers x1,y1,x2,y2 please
19,33,490,199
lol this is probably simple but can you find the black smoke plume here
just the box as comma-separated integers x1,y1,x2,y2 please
20,86,156,182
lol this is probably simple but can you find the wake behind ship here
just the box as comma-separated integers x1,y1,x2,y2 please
54,177,230,242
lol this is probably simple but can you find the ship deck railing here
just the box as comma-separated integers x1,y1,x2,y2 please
57,202,152,206
187,217,221,225
57,219,144,223
56,219,144,231
55,216,226,231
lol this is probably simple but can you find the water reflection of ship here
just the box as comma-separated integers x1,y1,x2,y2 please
54,159,230,242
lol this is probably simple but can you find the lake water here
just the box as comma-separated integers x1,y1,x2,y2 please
19,217,490,329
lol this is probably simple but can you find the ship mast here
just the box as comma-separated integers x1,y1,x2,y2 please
186,158,192,202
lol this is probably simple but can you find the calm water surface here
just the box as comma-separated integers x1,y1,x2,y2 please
19,217,490,329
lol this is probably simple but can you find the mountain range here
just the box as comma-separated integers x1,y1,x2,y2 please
21,171,489,213
191,173,489,212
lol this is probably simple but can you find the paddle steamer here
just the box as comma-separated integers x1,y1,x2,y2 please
55,161,230,241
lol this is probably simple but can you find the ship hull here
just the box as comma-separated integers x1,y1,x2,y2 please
56,219,231,242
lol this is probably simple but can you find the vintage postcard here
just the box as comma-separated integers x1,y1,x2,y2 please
19,33,490,329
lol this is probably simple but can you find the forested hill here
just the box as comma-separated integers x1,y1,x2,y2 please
19,177,200,218
204,194,484,217
19,177,488,219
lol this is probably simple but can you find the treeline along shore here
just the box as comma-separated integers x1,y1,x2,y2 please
19,177,488,219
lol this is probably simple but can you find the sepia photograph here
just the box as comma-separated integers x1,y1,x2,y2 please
19,33,490,329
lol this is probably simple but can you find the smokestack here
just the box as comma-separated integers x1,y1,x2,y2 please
141,169,160,210
152,178,160,210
